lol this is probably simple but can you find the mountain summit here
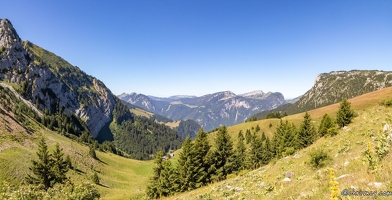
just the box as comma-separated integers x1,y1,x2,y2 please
0,19,183,159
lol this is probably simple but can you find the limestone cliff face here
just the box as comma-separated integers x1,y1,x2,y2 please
0,18,115,137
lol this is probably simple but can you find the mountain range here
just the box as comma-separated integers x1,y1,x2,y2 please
119,90,286,131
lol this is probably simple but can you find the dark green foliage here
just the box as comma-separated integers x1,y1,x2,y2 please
89,146,97,160
336,98,355,128
264,111,288,119
26,138,55,190
92,172,100,185
245,129,251,144
112,100,183,160
158,161,179,197
65,155,72,169
381,100,392,107
262,137,273,165
246,133,263,169
272,120,298,157
191,129,210,188
176,119,202,140
308,148,331,169
146,151,164,199
233,131,246,171
298,112,317,148
318,114,336,137
249,103,292,121
177,136,195,192
52,143,69,184
255,125,261,132
208,126,235,181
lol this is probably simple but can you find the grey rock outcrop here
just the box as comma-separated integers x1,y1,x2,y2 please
0,18,115,137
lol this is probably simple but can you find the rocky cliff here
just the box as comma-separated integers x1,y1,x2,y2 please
0,19,115,137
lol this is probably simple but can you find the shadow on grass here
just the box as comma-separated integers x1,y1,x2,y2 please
97,183,109,188
73,167,85,174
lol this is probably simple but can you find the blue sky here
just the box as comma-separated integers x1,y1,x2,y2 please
2,0,391,98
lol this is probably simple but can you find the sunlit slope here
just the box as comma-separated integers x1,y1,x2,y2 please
0,104,153,200
168,86,392,199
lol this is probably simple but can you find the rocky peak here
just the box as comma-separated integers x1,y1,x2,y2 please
0,19,21,48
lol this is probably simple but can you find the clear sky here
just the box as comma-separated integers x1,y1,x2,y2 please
1,0,391,98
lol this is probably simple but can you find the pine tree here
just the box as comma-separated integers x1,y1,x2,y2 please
318,113,335,137
26,137,55,191
209,126,235,181
336,98,355,128
190,129,210,188
261,137,273,165
177,136,195,192
146,150,164,199
92,172,100,185
89,145,97,159
159,160,179,197
274,120,298,157
245,129,251,144
246,133,263,169
255,125,261,132
233,131,246,171
297,112,317,149
52,143,69,184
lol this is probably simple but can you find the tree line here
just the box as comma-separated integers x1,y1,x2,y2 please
146,98,355,199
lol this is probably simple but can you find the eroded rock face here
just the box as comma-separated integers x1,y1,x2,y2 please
0,18,115,137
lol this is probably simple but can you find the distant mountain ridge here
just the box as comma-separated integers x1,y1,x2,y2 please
285,70,392,114
250,70,392,120
119,90,286,131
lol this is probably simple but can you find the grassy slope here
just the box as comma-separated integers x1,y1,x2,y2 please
0,104,153,200
167,86,392,199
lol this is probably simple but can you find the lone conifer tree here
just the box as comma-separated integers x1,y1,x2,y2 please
298,112,317,149
52,143,69,184
336,98,355,128
26,137,55,190
318,113,335,137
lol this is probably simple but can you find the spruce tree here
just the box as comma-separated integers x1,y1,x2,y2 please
26,137,55,191
298,112,317,149
273,120,297,157
209,126,235,181
159,160,179,197
246,133,263,169
146,150,164,199
262,137,273,165
245,129,251,144
177,136,195,192
190,129,210,188
52,143,69,184
318,113,335,137
233,131,246,172
336,98,355,128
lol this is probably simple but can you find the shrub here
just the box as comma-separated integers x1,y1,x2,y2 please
92,172,100,185
308,148,331,169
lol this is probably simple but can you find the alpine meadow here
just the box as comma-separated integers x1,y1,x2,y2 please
1,1,392,200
